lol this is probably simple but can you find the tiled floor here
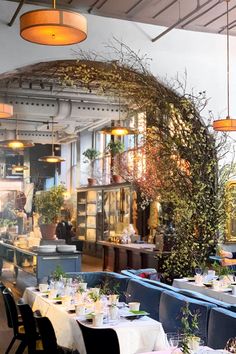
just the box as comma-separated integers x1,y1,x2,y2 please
0,255,103,354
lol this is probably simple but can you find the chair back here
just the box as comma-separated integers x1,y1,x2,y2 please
78,321,120,354
35,315,58,354
17,303,38,353
2,288,19,333
0,282,13,328
207,308,236,349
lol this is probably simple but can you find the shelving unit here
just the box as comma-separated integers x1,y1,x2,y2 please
76,183,133,257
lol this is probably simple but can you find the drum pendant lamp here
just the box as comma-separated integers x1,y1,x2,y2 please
38,117,65,163
213,0,236,131
0,103,13,118
20,0,87,46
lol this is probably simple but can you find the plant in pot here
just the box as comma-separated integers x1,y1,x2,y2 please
180,303,200,354
35,184,66,240
82,148,100,186
105,140,125,184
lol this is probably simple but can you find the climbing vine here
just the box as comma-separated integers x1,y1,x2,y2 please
61,42,226,279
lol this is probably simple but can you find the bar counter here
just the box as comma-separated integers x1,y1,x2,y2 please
97,240,170,272
0,241,82,283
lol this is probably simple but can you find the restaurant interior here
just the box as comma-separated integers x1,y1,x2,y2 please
0,0,236,353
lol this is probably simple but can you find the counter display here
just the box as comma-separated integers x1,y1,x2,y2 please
0,242,81,283
97,241,170,273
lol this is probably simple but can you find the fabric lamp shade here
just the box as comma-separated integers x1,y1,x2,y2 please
0,103,13,118
20,9,87,46
213,118,236,131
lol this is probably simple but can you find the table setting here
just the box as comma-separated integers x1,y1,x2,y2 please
23,280,167,354
173,269,236,304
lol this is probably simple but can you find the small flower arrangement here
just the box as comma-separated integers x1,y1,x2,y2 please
180,303,200,354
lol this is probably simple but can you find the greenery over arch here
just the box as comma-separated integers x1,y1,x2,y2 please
62,44,222,279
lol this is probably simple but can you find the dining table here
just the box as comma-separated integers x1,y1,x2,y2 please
23,287,168,354
173,278,236,304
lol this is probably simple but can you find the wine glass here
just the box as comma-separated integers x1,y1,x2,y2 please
195,267,202,275
166,333,179,353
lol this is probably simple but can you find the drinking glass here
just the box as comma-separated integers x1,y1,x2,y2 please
166,333,179,353
195,268,202,275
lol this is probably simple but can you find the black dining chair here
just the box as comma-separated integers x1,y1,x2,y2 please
17,303,42,354
78,321,120,354
35,315,73,354
2,288,26,354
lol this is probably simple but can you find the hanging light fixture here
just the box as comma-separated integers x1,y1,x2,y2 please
0,116,34,149
213,0,236,131
12,163,29,173
20,0,87,46
100,124,138,136
38,117,65,163
0,103,13,118
100,96,138,136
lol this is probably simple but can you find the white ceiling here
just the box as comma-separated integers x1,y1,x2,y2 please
1,0,234,145
5,0,236,41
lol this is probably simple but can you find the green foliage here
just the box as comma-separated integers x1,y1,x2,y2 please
51,265,66,281
181,303,200,354
211,261,234,276
35,184,66,224
82,148,100,162
60,42,226,280
105,140,125,155
99,277,120,296
0,218,16,227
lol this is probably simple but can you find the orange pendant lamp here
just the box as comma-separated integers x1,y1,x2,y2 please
38,117,65,163
0,103,13,118
213,0,236,131
20,0,87,46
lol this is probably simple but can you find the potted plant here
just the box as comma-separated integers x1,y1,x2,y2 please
105,140,124,183
180,303,200,354
35,184,66,240
82,148,100,186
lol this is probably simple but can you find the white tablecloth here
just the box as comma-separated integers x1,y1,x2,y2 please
173,278,236,304
23,287,167,354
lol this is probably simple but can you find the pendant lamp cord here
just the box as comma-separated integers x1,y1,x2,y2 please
226,0,230,119
16,115,18,140
51,116,55,156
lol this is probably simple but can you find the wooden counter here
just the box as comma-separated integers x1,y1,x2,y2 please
0,242,82,283
97,241,169,273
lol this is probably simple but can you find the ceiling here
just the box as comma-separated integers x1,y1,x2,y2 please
1,0,234,145
0,61,128,144
5,0,236,42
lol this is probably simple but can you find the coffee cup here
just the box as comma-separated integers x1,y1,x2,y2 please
231,285,236,295
48,288,58,299
109,305,118,320
78,283,87,292
92,312,104,327
109,294,119,305
39,283,48,293
75,303,86,316
212,280,220,291
128,302,140,311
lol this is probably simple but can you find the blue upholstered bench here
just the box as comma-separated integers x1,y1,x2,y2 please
159,290,216,344
66,271,130,302
207,307,236,349
178,289,231,310
126,278,165,321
